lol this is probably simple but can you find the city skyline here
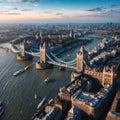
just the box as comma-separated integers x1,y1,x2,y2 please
0,0,120,23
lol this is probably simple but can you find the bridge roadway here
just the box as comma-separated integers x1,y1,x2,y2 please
11,44,77,69
47,61,76,69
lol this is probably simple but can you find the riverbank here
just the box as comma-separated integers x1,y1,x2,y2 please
53,39,92,55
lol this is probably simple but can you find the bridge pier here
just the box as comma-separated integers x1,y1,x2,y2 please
36,62,44,69
36,61,51,69
17,54,32,61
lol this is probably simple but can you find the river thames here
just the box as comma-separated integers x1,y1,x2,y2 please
0,35,103,120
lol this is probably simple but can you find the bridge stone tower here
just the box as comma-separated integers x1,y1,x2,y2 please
20,42,26,57
76,46,84,72
40,42,47,63
102,66,114,86
17,41,32,60
71,46,87,81
36,42,49,69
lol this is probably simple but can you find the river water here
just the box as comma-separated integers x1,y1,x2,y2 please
0,35,102,120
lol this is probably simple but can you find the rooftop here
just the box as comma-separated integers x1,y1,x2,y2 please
72,85,112,108
65,106,81,120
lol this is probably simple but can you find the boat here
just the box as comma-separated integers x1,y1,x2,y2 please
44,77,50,83
24,65,29,70
37,96,46,109
34,93,37,99
13,69,25,76
48,98,53,104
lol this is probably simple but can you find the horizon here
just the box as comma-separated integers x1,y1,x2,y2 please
0,0,120,23
0,22,120,25
0,22,120,26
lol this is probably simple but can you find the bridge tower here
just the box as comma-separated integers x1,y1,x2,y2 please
76,46,84,72
40,42,47,63
102,66,114,86
36,42,49,69
17,41,32,60
71,46,88,81
20,42,26,57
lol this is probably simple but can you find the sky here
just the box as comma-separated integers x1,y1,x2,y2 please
0,0,120,23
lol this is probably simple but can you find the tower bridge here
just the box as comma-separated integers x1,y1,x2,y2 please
35,42,77,69
17,39,120,87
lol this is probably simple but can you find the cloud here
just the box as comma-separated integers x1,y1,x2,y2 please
0,10,21,15
21,8,32,11
10,0,41,3
7,12,21,15
87,7,105,12
0,10,8,14
43,11,53,14
41,12,63,16
59,8,120,21
111,4,120,8
10,7,18,10
34,4,38,7
111,9,120,13
55,13,63,15
60,10,120,23
3,5,32,12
